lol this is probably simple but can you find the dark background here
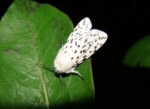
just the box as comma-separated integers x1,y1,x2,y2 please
1,0,150,108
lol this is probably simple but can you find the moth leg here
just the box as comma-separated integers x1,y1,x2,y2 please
69,70,84,80
59,74,64,89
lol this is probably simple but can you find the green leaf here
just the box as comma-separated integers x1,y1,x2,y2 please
123,35,150,68
0,0,94,108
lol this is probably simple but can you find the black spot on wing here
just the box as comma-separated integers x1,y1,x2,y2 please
84,39,87,43
82,45,86,48
79,37,83,40
94,46,97,49
83,55,86,58
70,39,73,43
74,50,77,53
83,50,86,53
75,60,78,63
71,33,73,36
100,43,103,46
89,51,92,53
64,51,67,53
74,28,77,31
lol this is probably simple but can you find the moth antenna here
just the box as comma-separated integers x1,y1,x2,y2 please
40,64,55,72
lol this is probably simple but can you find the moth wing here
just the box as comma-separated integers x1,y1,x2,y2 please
66,17,92,41
77,29,108,65
55,17,92,70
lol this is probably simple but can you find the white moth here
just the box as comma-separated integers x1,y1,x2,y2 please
53,17,108,85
